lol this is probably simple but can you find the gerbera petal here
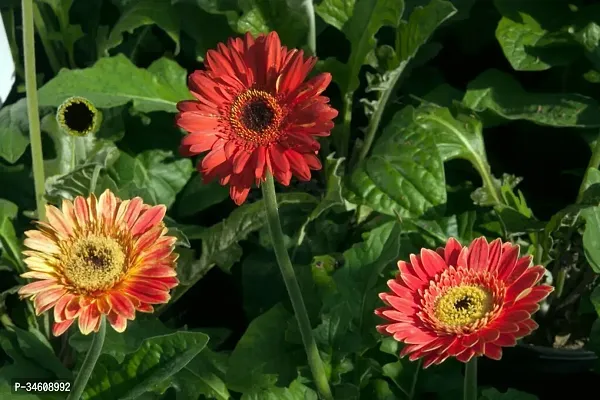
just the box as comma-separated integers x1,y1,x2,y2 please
18,280,59,296
108,292,136,320
467,236,489,271
131,205,166,237
420,249,447,278
107,311,128,333
487,238,502,272
505,267,545,302
484,343,503,360
52,319,74,337
496,244,521,279
46,205,73,239
78,305,101,335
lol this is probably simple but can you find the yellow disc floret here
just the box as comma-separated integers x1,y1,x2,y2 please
435,285,492,327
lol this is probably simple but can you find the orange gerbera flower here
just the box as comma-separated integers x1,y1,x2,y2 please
375,237,553,368
176,31,338,205
18,190,178,336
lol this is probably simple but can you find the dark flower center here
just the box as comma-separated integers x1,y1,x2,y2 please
240,99,275,132
63,101,95,134
454,297,472,311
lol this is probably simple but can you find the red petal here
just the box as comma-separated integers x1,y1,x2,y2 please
496,244,521,280
133,266,177,278
467,236,489,271
487,238,502,272
108,292,136,319
131,205,166,237
34,288,67,315
176,113,220,135
387,279,413,299
54,293,74,323
461,334,479,348
484,343,502,360
456,347,476,363
78,305,100,335
505,267,545,302
18,280,58,296
420,249,447,278
444,238,462,266
52,320,74,337
124,285,170,304
107,312,128,333
285,150,311,181
383,294,419,315
494,334,517,347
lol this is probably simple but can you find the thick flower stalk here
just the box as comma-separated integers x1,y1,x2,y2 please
18,189,179,336
376,237,553,368
176,31,338,205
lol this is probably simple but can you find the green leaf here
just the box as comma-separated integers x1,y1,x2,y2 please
69,319,172,363
415,106,499,204
316,221,403,355
591,286,600,317
0,98,52,164
0,205,23,271
494,0,574,71
574,21,600,70
83,331,209,400
197,192,317,273
226,304,301,393
0,331,64,400
582,206,600,273
39,0,84,66
241,379,318,400
347,106,446,218
320,0,403,96
480,388,538,400
38,55,192,113
171,348,231,400
109,149,194,208
236,0,307,47
13,327,72,380
463,69,600,128
177,174,229,217
45,142,120,204
103,0,180,54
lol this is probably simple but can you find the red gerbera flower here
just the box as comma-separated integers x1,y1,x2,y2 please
375,237,553,368
176,31,338,205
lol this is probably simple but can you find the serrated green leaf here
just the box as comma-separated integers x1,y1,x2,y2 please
463,69,600,128
315,0,355,30
347,106,446,218
83,331,209,400
103,0,180,54
38,55,192,113
109,149,194,208
226,304,301,393
69,319,172,363
415,106,501,205
171,348,231,400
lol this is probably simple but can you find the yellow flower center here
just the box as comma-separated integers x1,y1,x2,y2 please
63,236,125,292
435,285,492,327
229,89,284,145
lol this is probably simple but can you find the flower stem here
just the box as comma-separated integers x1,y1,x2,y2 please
67,316,106,400
22,0,47,223
576,133,600,203
261,173,333,400
463,357,478,400
298,0,316,56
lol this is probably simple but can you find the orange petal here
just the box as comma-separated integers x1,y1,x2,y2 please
54,293,75,323
34,288,67,315
18,279,59,296
131,205,166,236
78,305,100,335
108,292,135,320
46,205,73,239
107,311,127,333
53,319,74,337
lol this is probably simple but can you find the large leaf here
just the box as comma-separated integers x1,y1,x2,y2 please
83,331,209,400
70,319,172,363
39,0,84,66
415,106,501,205
0,331,64,400
0,199,23,271
103,0,181,54
108,149,194,208
494,0,575,71
0,98,52,164
226,304,301,393
315,221,403,353
236,0,308,47
347,106,446,218
38,55,192,113
12,327,72,380
463,69,600,128
171,348,231,400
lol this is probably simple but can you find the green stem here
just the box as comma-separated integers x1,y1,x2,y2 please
408,359,422,400
299,0,316,56
261,174,333,400
463,357,478,400
337,95,352,159
576,133,600,203
23,0,47,223
67,316,106,400
32,2,62,75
